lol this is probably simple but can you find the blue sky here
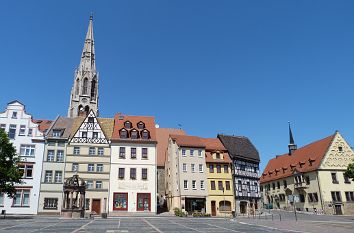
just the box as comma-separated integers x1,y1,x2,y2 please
1,0,354,170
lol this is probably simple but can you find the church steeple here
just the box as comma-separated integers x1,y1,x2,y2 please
68,14,99,118
288,121,297,155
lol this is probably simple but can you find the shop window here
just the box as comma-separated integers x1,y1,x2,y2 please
113,193,128,211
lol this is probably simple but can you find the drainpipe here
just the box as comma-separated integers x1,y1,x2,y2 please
316,170,324,213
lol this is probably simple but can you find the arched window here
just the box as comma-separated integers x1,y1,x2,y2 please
91,79,96,98
130,129,139,139
75,79,80,95
141,130,150,139
219,201,231,211
137,121,145,129
84,106,90,116
124,121,132,129
78,105,83,116
120,129,128,139
83,78,88,95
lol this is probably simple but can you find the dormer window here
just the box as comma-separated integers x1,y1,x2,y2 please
215,153,220,159
52,130,62,137
12,111,17,119
82,132,87,138
141,130,150,139
137,121,145,129
124,121,132,129
120,129,128,139
88,117,94,124
338,146,343,152
131,129,139,139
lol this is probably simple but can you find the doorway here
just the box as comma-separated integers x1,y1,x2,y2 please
240,201,247,214
211,201,216,216
92,199,101,215
334,205,343,215
137,193,151,211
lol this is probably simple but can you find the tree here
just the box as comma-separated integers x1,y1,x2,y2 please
344,160,354,181
0,129,22,197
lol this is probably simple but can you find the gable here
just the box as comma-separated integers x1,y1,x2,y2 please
319,132,354,170
70,110,109,144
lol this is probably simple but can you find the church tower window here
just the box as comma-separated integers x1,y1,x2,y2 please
83,78,88,95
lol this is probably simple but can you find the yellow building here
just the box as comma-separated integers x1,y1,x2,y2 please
202,138,234,217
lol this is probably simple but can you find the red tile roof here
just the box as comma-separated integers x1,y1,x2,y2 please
260,134,335,184
156,128,186,167
32,119,53,133
201,138,231,163
112,113,157,141
170,135,205,148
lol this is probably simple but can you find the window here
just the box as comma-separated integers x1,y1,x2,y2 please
44,198,58,209
118,168,125,179
47,150,55,162
215,153,220,159
226,181,231,190
85,198,90,210
48,141,55,146
86,180,93,189
131,148,137,158
57,142,65,147
9,124,16,139
211,181,216,190
308,193,319,202
142,148,148,159
192,180,196,190
190,149,194,156
299,194,305,203
88,164,94,172
338,146,343,152
113,193,128,211
216,165,221,173
73,147,80,155
120,129,128,138
130,168,136,179
345,192,354,202
218,181,223,190
224,165,228,173
182,149,186,156
27,128,33,136
141,130,149,139
72,163,79,172
19,164,33,178
83,78,88,94
199,164,203,173
191,164,195,173
19,125,26,135
89,147,96,155
88,117,94,124
12,111,17,119
0,192,3,206
184,180,188,190
54,171,62,183
209,164,214,173
198,150,202,157
277,182,280,189
52,130,61,137
331,173,338,184
93,132,98,139
20,145,35,156
119,147,126,158
13,189,30,207
56,150,64,162
272,183,275,190
96,181,103,189
124,121,132,129
142,168,148,180
137,122,145,129
283,180,287,188
331,191,342,202
305,176,310,185
97,164,103,172
44,171,53,183
200,180,205,190
219,201,231,211
344,174,351,184
98,147,104,156
0,124,6,131
182,163,187,172
131,130,138,139
82,132,87,138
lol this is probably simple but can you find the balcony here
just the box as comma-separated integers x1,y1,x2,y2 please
294,182,309,189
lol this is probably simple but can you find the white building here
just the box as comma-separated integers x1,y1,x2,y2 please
109,114,157,214
0,101,45,214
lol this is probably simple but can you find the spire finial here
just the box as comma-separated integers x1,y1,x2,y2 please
288,121,297,155
90,12,93,20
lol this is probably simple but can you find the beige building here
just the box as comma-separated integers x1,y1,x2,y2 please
261,131,354,215
165,135,208,214
65,110,113,215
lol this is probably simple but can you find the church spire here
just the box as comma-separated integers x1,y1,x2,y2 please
288,121,297,155
68,15,99,118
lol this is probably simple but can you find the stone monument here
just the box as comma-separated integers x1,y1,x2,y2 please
61,174,86,218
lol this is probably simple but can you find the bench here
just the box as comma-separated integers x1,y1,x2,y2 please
1,210,5,219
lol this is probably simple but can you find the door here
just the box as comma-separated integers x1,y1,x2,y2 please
334,205,342,215
92,199,101,215
137,193,151,211
211,201,216,216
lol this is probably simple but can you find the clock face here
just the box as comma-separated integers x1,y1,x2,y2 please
82,98,88,103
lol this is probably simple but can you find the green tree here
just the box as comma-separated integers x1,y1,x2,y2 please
0,129,22,197
344,160,354,181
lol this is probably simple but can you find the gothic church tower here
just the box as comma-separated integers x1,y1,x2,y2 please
68,15,99,118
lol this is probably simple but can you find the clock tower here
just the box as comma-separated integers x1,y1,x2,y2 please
68,15,99,118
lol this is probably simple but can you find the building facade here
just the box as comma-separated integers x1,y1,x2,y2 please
202,138,234,217
218,134,261,215
166,135,208,214
64,110,113,215
38,117,74,214
109,114,157,214
68,15,99,118
260,131,354,215
0,101,45,214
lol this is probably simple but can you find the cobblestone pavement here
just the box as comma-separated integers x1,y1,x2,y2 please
0,214,353,233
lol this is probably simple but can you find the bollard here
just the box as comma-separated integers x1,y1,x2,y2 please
279,214,281,221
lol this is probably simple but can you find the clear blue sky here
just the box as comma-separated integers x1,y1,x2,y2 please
1,0,354,171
